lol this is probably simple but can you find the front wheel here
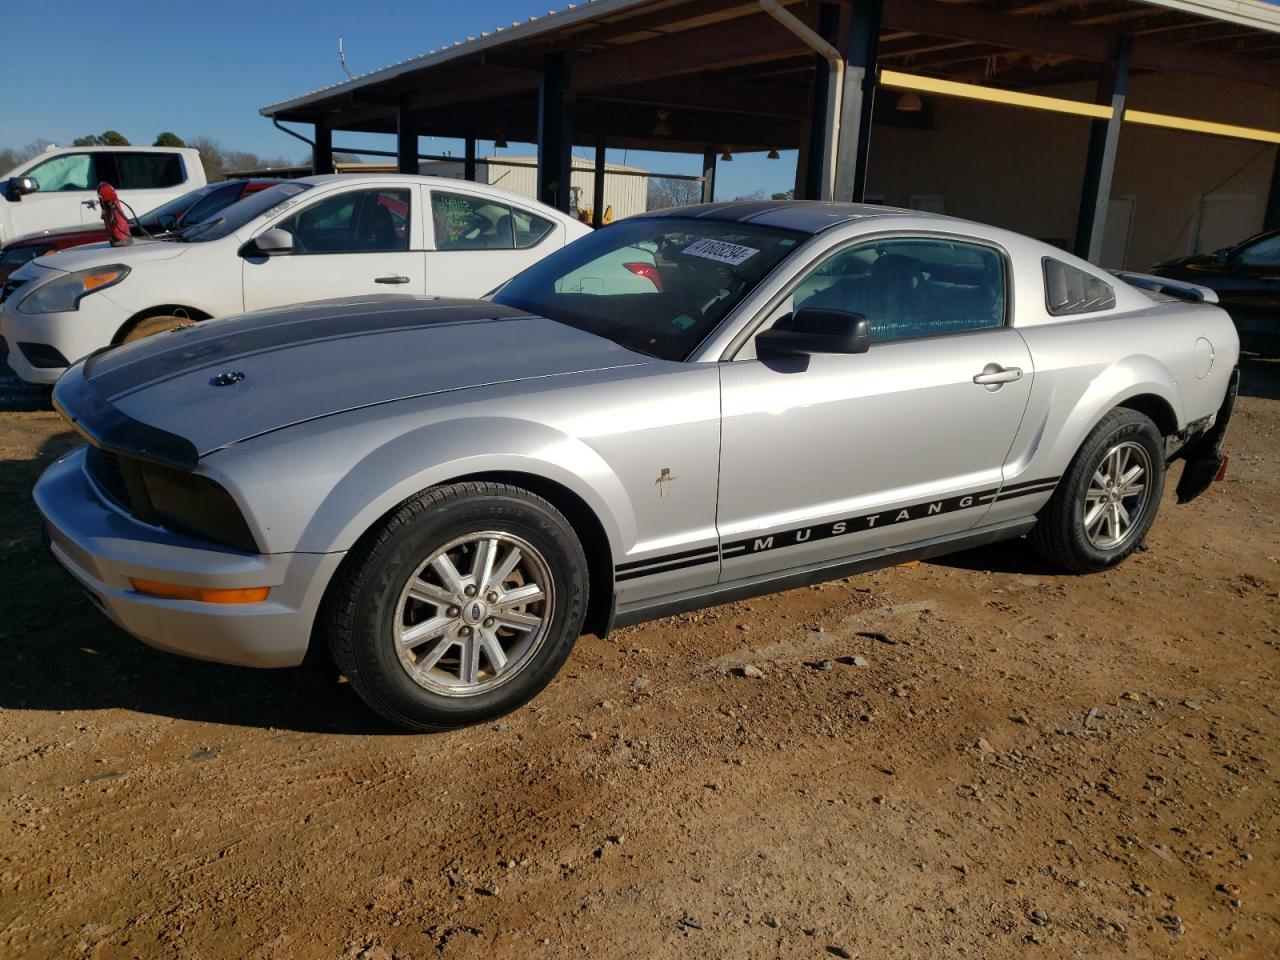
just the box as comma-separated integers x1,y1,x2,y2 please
323,481,588,731
1030,408,1166,573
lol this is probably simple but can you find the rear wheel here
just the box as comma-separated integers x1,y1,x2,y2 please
1030,408,1166,573
323,482,588,731
119,313,193,343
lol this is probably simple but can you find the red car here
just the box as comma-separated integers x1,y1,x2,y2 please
0,179,282,283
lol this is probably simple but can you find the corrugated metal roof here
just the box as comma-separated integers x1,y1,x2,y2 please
260,0,653,117
1138,0,1280,32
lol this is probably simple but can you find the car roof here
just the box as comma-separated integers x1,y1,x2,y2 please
635,200,956,235
292,173,578,218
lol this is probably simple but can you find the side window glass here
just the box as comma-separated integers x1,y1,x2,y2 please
431,192,515,250
275,189,410,253
512,208,555,248
787,237,1006,343
114,153,184,189
1237,234,1280,267
27,153,96,192
1043,258,1116,315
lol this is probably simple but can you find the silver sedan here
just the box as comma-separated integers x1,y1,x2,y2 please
36,201,1239,730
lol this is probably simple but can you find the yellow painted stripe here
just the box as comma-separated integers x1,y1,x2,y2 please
1123,109,1280,145
879,69,1280,145
879,69,1111,120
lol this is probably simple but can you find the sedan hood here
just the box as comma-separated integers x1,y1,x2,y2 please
54,296,650,464
33,237,189,271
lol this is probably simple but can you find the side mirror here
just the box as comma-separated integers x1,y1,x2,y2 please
1212,247,1231,265
7,176,38,201
756,307,871,358
242,227,293,257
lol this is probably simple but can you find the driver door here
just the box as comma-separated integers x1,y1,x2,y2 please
716,235,1033,580
7,152,101,236
242,185,425,311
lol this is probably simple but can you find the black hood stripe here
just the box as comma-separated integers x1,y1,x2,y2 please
85,298,533,400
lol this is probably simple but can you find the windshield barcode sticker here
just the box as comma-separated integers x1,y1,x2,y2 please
682,238,760,265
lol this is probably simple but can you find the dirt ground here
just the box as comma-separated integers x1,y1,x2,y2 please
1,355,1276,960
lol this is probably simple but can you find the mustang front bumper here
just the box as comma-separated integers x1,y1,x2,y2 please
34,447,345,668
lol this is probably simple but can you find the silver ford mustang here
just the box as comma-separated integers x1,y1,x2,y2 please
36,202,1239,731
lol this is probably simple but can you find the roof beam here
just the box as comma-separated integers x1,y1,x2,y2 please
881,0,1280,87
572,7,817,90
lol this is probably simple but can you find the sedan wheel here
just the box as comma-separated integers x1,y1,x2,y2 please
394,532,554,696
324,481,588,731
1030,408,1165,573
1081,440,1151,551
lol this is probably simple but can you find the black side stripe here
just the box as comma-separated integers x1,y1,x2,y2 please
616,544,719,572
613,478,1061,579
616,549,718,582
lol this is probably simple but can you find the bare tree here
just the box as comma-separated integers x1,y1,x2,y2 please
646,176,703,210
0,138,54,175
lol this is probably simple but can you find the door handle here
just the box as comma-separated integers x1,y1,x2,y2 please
81,199,98,209
375,275,410,285
973,364,1023,389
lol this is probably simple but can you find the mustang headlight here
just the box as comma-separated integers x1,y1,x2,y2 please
18,264,130,314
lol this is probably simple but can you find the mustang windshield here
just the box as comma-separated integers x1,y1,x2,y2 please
176,182,310,243
492,217,807,360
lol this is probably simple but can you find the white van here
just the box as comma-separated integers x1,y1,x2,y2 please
0,145,206,243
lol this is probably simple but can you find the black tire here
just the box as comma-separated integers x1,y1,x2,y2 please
322,481,588,731
1030,408,1166,574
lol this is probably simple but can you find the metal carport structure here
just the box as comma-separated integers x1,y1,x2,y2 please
261,0,1280,262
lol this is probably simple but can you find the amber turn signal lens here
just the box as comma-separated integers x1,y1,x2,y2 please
130,578,270,604
83,271,125,291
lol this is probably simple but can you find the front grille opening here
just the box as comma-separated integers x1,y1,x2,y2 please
82,448,258,553
17,341,70,369
85,447,130,511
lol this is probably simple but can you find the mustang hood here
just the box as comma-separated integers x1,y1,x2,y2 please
54,295,650,466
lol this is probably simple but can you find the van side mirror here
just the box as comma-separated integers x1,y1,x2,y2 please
756,307,872,358
241,227,294,258
6,176,38,201
1212,247,1231,265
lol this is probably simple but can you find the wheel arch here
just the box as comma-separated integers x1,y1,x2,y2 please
113,304,212,344
448,470,615,638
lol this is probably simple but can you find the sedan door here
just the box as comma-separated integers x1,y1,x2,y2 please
242,185,425,311
716,235,1033,581
423,188,561,297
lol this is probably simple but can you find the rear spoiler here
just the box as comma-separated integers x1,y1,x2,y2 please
1109,271,1219,305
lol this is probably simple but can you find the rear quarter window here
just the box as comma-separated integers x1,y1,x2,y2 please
1043,258,1116,316
113,152,185,190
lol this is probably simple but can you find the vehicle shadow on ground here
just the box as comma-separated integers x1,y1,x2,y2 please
1239,353,1279,401
0,432,401,736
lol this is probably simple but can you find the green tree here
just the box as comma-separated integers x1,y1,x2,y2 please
72,130,131,147
153,132,185,147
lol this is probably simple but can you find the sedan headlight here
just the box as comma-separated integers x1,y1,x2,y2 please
18,264,130,314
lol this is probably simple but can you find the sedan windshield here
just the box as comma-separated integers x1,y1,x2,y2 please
177,182,310,242
491,217,807,360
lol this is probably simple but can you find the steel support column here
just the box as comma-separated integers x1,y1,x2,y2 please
833,0,882,203
537,51,574,212
803,2,842,201
464,138,477,181
396,97,418,174
701,147,717,203
1074,35,1132,263
1264,147,1280,231
313,124,333,175
592,139,607,227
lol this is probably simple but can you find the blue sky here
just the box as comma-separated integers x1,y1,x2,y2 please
1,0,796,198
